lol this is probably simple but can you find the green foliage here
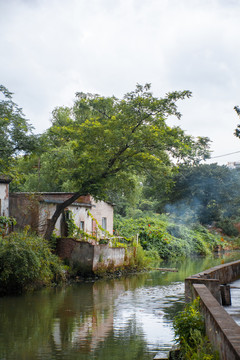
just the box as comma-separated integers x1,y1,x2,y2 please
15,84,210,202
216,218,239,237
0,216,16,237
0,85,38,175
234,105,240,138
64,210,79,237
173,298,204,347
0,231,66,294
173,298,219,360
114,214,222,260
10,83,211,240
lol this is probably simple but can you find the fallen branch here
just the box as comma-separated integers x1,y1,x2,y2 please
153,268,178,272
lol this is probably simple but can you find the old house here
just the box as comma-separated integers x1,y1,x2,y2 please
0,181,125,272
0,176,11,217
9,192,114,238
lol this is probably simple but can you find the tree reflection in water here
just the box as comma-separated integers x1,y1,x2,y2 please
0,252,239,360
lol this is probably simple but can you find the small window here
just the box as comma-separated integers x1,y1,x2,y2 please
102,217,107,230
80,221,84,231
65,210,71,220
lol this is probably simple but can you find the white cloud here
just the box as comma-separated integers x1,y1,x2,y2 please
1,0,240,163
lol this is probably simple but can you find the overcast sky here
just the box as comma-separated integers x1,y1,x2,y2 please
1,0,240,165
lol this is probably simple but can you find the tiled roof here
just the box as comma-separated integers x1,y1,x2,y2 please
0,175,12,183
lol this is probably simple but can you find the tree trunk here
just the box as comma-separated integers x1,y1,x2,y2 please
44,191,81,240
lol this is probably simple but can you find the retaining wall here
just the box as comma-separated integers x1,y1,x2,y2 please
185,259,240,360
185,259,240,303
194,284,240,360
56,238,125,274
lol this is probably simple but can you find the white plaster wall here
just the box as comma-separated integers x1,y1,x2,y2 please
38,199,113,237
68,205,92,234
38,203,60,235
91,199,114,235
38,203,92,236
0,183,9,217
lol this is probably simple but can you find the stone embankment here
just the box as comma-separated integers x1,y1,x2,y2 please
185,260,240,360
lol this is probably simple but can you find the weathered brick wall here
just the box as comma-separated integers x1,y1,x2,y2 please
9,193,40,232
56,237,77,259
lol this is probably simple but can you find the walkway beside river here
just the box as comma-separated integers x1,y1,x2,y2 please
225,278,240,326
186,258,240,360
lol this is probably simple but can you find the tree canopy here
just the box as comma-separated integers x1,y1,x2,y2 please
0,85,37,175
9,84,211,239
234,105,240,138
20,84,210,191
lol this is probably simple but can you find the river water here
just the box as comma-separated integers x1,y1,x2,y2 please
0,252,239,360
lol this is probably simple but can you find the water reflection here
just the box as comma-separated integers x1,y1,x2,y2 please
0,252,239,360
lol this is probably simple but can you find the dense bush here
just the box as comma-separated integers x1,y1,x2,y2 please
173,298,219,359
216,218,239,237
0,231,66,294
114,214,223,260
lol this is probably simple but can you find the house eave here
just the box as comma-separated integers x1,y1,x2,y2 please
40,199,93,207
0,175,12,184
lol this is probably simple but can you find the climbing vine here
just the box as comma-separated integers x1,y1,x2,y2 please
0,216,16,237
87,210,113,239
64,210,130,248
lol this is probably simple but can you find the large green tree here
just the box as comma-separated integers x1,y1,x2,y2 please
0,85,37,175
18,84,210,239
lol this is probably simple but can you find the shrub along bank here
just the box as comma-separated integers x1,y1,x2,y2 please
114,214,238,260
173,297,219,359
0,230,66,295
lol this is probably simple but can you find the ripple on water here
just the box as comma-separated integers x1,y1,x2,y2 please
112,282,184,352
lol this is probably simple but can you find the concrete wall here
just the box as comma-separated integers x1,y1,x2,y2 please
185,260,240,360
56,238,125,274
185,259,240,303
0,182,10,217
193,284,240,360
198,260,240,283
92,245,125,271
